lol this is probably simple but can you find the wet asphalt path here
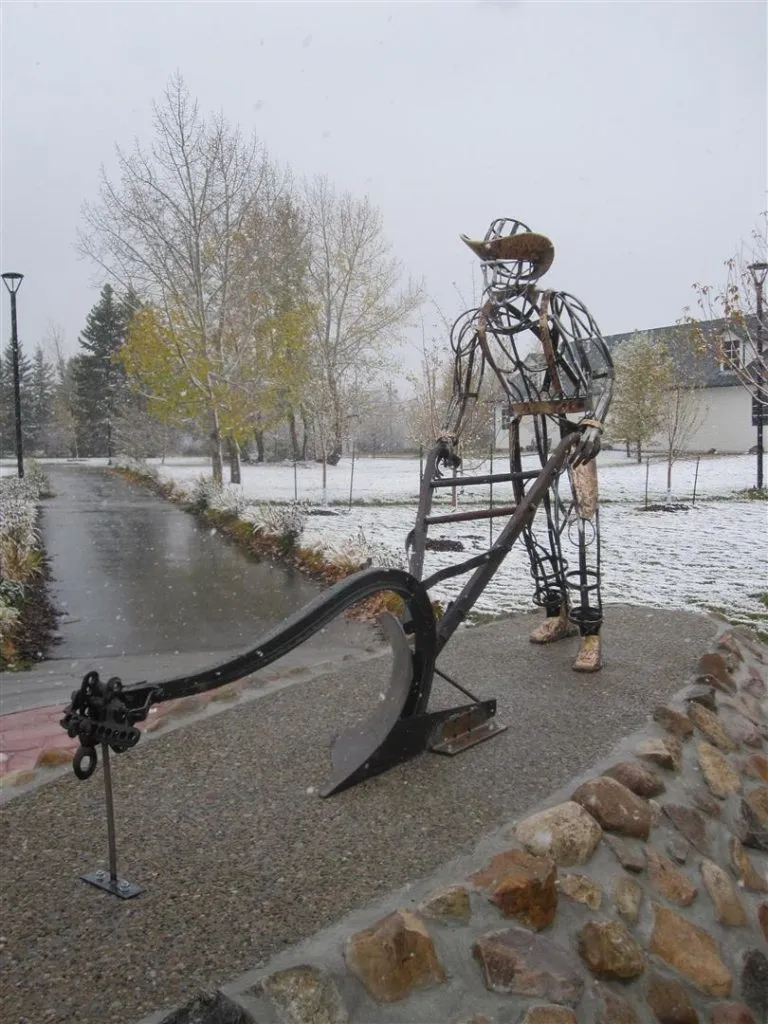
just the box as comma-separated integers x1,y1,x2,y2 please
1,464,375,712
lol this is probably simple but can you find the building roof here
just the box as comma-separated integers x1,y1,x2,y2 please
603,315,759,390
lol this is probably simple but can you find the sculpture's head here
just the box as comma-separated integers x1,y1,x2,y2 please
460,218,554,295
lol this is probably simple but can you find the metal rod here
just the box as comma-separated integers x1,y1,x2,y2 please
489,436,494,547
8,290,24,479
756,275,764,490
434,666,480,703
692,455,701,507
425,503,518,526
644,457,650,510
430,469,538,488
348,438,356,510
101,743,118,883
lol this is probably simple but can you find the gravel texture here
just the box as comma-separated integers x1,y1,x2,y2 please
0,605,716,1024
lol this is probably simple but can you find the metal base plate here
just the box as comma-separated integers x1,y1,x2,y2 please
429,700,508,755
81,871,142,899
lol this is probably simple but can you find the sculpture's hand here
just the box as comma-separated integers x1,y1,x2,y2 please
570,421,602,467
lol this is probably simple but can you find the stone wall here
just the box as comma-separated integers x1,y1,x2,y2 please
150,625,768,1024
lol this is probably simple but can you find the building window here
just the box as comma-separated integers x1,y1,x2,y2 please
719,333,741,372
500,406,512,430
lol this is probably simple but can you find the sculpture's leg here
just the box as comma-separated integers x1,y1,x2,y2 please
512,416,576,644
566,459,603,672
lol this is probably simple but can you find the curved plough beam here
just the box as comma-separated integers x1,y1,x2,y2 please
61,567,440,795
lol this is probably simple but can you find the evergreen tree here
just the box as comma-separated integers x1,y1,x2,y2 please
0,339,32,459
73,284,131,457
26,346,56,454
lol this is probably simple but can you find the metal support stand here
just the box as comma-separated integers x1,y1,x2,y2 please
80,743,141,899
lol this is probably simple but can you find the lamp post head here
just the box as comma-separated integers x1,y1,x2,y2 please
1,272,23,295
748,262,768,290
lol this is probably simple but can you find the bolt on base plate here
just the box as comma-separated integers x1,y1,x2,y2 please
81,870,142,899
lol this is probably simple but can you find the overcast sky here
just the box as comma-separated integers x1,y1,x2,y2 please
1,0,766,384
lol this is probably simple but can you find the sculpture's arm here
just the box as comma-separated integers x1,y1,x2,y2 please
437,306,489,467
548,291,615,466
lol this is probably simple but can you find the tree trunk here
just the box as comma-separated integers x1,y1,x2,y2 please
254,429,265,463
228,436,241,484
288,409,300,462
210,409,223,485
300,408,310,461
625,440,631,458
636,441,642,464
666,449,673,503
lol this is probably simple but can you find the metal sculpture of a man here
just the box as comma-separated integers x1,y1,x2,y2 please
413,217,614,672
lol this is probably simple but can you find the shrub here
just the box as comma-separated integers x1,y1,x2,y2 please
243,501,308,555
189,475,223,513
325,527,405,573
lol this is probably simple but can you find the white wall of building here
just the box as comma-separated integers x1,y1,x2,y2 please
493,384,756,454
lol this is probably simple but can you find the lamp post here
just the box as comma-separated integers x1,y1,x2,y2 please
1,272,25,479
748,261,767,490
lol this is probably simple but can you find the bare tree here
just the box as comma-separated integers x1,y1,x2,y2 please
303,175,422,464
686,211,767,404
79,74,276,484
44,327,79,458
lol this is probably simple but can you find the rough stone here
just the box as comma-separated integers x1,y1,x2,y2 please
646,973,700,1023
740,754,768,782
721,711,763,749
454,1016,494,1024
698,652,737,693
596,984,641,1023
604,834,646,872
258,965,348,1024
472,927,584,1006
709,1005,757,1024
520,1009,578,1024
687,703,738,753
745,785,768,826
603,761,666,797
700,859,747,926
613,876,643,924
744,668,766,699
637,736,683,772
158,990,252,1024
419,885,471,923
666,837,689,864
513,800,603,866
578,920,645,980
472,849,558,930
344,910,446,1003
717,632,745,663
758,903,768,943
685,685,718,713
737,796,768,852
697,742,741,798
653,705,695,740
560,873,603,909
740,949,768,1020
722,693,763,726
732,626,767,661
647,850,698,906
662,804,710,856
729,836,768,892
649,799,663,825
571,776,653,840
686,785,722,818
649,904,731,997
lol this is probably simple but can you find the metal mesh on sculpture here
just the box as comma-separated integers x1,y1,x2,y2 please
410,216,615,672
59,217,613,896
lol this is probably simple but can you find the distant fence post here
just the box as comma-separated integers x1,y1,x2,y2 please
692,455,701,507
348,438,356,511
293,458,298,503
644,457,650,510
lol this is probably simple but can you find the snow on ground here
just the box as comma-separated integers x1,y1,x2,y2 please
4,454,765,628
148,451,762,506
297,500,767,627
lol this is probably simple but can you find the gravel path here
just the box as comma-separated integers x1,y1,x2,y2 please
0,605,716,1024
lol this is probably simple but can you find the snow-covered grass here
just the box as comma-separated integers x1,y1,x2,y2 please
136,451,764,506
4,453,765,631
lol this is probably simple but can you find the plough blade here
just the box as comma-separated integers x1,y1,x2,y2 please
320,612,418,797
320,613,507,796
